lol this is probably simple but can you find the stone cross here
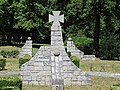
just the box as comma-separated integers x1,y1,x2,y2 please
49,11,64,30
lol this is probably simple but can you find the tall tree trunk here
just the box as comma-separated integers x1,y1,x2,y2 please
93,1,100,57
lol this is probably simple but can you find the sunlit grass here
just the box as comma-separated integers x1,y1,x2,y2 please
80,59,120,73
3,58,19,71
32,48,38,56
65,77,120,90
22,85,51,90
0,46,19,51
22,77,120,90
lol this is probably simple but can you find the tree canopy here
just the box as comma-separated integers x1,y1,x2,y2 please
0,0,120,59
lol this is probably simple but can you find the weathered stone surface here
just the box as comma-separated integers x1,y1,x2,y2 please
20,11,91,86
19,37,32,58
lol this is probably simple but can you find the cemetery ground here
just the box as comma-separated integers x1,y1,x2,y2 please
0,46,120,90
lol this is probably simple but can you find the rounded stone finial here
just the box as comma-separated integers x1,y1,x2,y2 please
28,37,31,40
68,37,72,41
54,51,60,56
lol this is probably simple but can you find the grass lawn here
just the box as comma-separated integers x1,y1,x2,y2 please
80,59,120,73
4,58,19,71
65,77,120,90
0,46,19,51
22,77,120,90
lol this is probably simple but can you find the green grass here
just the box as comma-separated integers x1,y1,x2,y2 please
0,46,19,51
4,58,19,71
22,77,120,90
80,59,120,73
22,85,51,90
32,48,38,56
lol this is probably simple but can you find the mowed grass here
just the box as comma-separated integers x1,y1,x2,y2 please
65,77,120,90
0,46,19,51
4,58,19,71
80,59,120,73
22,85,51,90
22,77,120,90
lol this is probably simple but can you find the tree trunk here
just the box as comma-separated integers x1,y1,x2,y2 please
93,1,100,57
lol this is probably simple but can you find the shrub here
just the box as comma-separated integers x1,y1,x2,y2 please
70,56,80,68
1,50,7,58
111,83,120,90
19,54,31,68
67,52,71,57
0,50,19,58
0,76,22,90
99,33,120,59
11,50,19,58
0,58,6,70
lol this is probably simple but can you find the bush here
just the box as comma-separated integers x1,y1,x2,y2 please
19,54,31,68
0,76,22,90
67,52,71,57
0,58,6,70
1,50,7,58
99,32,120,59
111,83,120,90
1,50,19,58
11,50,19,58
70,56,80,68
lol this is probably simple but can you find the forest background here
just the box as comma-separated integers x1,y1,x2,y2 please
0,0,120,59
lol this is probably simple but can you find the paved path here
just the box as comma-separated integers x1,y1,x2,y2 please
0,71,19,76
0,71,120,79
87,72,120,78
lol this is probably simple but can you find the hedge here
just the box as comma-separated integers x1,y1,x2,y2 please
1,50,19,58
67,52,71,57
0,76,22,90
70,56,80,68
0,58,6,70
19,54,31,68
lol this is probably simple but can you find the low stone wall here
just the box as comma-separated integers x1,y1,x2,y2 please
82,55,96,60
67,38,96,61
19,37,32,58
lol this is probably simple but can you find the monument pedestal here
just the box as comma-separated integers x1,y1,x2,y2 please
20,11,91,86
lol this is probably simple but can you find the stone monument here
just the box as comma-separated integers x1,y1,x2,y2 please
20,11,91,86
19,37,32,58
67,37,96,60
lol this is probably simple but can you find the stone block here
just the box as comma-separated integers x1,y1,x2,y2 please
29,81,39,85
44,71,51,75
22,76,32,81
39,80,45,85
72,77,78,81
43,66,51,71
20,71,30,76
34,62,44,66
74,71,80,76
34,66,43,71
81,80,91,85
23,81,29,85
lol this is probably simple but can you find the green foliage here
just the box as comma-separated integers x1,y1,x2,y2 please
19,54,31,68
0,58,6,70
70,56,80,68
73,36,93,48
111,82,120,90
100,34,120,59
0,0,120,59
1,50,19,58
23,54,31,59
1,50,8,58
67,52,71,58
0,76,22,90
